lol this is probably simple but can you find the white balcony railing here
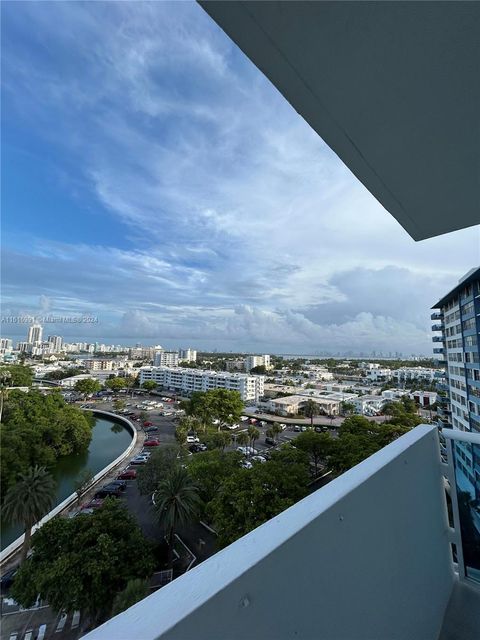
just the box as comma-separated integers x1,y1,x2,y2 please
83,425,464,640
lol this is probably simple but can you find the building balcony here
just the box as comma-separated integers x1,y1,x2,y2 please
83,426,480,640
432,324,445,332
434,347,445,354
432,335,445,343
431,312,444,321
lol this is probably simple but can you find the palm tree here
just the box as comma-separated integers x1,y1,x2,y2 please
236,431,249,449
153,468,200,567
271,423,282,442
303,399,318,428
247,426,260,450
0,369,12,423
3,466,57,563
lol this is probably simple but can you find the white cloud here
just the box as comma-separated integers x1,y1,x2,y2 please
2,1,479,353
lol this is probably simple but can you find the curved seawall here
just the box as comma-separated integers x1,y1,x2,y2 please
0,411,136,564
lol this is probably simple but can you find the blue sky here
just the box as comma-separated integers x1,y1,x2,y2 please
1,1,478,354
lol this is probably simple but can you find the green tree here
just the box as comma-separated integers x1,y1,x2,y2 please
247,425,260,449
142,380,157,391
189,390,244,430
112,578,149,616
236,432,249,448
187,450,242,509
74,378,102,398
340,401,356,416
11,500,154,623
137,445,182,496
250,365,267,374
139,411,148,424
0,390,94,500
0,369,12,423
2,466,57,562
73,468,94,502
105,377,126,392
175,425,188,446
303,399,319,427
153,468,201,567
113,399,126,412
295,431,332,476
207,431,232,451
0,365,33,387
209,452,309,547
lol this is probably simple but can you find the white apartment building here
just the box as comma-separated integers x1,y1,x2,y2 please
129,346,155,360
47,335,63,352
154,350,179,367
84,359,114,371
365,367,393,382
392,367,439,383
411,390,438,407
139,366,264,402
352,395,386,416
27,323,43,344
304,367,334,381
245,354,271,372
179,348,197,363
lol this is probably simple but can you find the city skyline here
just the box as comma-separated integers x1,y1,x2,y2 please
2,2,479,354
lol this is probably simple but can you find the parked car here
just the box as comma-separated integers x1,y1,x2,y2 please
186,435,199,444
144,426,158,433
301,426,308,432
315,426,322,432
144,439,160,447
130,457,148,465
260,421,267,427
265,437,276,446
237,446,258,456
189,443,208,453
94,487,120,499
279,423,287,430
251,455,267,464
143,421,154,427
240,460,253,469
85,498,104,509
106,480,127,492
294,425,301,432
117,469,137,480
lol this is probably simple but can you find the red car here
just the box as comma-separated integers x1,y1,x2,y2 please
117,469,137,480
85,498,104,510
143,421,154,427
144,439,160,447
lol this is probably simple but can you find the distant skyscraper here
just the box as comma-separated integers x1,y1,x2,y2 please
47,335,63,352
27,323,43,344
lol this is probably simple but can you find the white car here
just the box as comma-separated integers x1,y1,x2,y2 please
279,423,287,430
241,460,253,469
236,446,258,456
186,435,199,444
251,455,267,464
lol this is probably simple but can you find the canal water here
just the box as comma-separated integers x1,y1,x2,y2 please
1,415,132,551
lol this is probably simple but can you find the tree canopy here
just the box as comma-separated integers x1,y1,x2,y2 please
208,446,310,547
0,390,94,500
187,390,244,428
0,365,33,387
74,378,102,397
11,500,154,622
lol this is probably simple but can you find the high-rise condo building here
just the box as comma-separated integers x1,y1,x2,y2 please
431,267,480,497
27,323,43,344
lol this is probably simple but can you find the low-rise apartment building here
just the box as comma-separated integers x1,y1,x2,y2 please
139,366,264,402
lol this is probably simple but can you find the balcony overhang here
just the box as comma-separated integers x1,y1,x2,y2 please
199,1,480,241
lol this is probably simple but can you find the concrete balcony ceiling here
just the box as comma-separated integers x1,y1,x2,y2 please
200,1,480,241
